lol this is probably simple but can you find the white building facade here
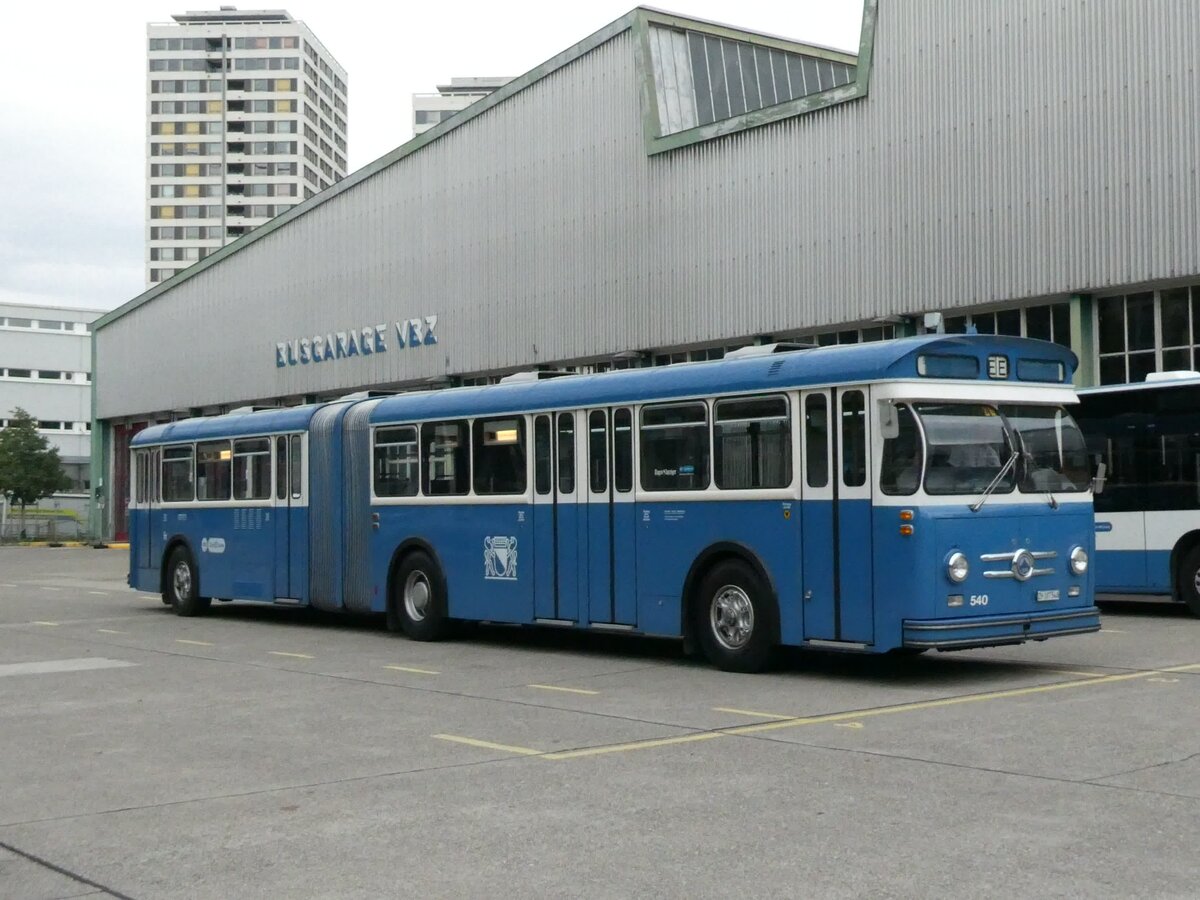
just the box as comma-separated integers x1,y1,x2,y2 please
412,77,512,135
0,303,100,538
147,7,348,286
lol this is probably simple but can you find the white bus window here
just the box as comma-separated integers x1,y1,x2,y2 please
714,395,790,490
804,395,828,488
276,436,288,500
842,390,867,487
289,434,302,499
196,440,232,501
162,445,194,501
233,437,271,500
534,416,552,495
557,413,575,494
473,418,526,495
375,426,419,497
589,411,607,494
879,403,922,496
422,421,469,496
640,403,710,491
613,408,633,493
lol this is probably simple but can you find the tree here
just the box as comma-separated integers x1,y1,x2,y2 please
0,408,71,539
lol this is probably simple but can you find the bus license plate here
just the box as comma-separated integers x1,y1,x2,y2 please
1036,589,1060,603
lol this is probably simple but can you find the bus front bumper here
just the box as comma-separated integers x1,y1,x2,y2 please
902,607,1101,650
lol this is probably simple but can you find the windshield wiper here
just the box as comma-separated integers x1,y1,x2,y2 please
970,449,1018,513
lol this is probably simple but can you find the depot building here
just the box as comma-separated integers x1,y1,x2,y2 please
90,0,1200,539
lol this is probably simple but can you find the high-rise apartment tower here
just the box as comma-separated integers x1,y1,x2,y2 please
146,8,348,285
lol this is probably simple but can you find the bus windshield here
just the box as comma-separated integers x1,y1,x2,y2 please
999,405,1091,493
916,403,1014,495
905,402,1089,496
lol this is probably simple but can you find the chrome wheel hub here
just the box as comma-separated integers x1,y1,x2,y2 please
711,585,754,651
404,571,432,622
173,562,191,601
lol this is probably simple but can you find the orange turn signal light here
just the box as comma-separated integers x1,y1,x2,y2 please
899,524,914,536
899,510,914,521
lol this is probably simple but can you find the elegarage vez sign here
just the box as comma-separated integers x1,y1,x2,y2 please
275,316,439,367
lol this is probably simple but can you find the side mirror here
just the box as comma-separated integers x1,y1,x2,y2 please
1091,460,1107,495
878,401,900,440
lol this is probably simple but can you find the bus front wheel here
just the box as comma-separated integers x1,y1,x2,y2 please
165,546,210,617
1177,546,1200,617
696,559,776,673
391,551,451,641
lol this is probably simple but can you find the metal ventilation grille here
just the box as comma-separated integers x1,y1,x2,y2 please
768,359,786,376
648,26,857,136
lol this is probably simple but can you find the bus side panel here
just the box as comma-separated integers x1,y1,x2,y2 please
837,499,875,643
1094,511,1148,591
872,513,932,651
181,508,235,599
226,506,273,599
800,499,836,641
130,509,159,591
1142,509,1192,594
635,501,802,640
374,504,534,624
309,404,350,611
290,506,310,603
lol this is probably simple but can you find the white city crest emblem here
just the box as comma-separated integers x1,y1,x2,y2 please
484,536,518,580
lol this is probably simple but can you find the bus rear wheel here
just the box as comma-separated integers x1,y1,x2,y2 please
390,551,451,641
1176,546,1200,617
696,559,776,673
165,546,210,617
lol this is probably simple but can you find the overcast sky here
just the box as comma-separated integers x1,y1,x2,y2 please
0,0,863,313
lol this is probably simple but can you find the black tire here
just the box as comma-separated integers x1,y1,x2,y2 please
390,551,450,641
164,546,211,617
695,559,777,673
1176,545,1200,617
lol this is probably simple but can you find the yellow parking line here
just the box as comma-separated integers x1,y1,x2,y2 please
528,684,599,696
97,629,126,635
268,651,314,659
1048,669,1107,678
434,734,542,756
40,587,61,592
32,621,58,626
176,639,213,647
546,732,722,760
724,663,1200,736
385,665,439,675
713,706,793,720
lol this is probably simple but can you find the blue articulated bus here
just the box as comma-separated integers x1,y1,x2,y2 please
1075,374,1200,615
128,335,1100,671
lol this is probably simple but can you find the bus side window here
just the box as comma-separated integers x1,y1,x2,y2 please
422,421,470,496
841,391,867,487
613,408,633,493
714,395,791,490
374,426,419,497
557,413,575,494
589,410,607,494
879,403,922,496
233,438,272,500
276,436,287,500
473,418,526,495
534,416,552,495
162,445,195,502
805,395,828,488
289,434,302,499
196,440,232,501
639,402,710,492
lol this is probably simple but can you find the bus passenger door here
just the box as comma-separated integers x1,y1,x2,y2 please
800,388,875,645
273,436,293,599
553,411,581,622
533,416,556,619
584,407,637,626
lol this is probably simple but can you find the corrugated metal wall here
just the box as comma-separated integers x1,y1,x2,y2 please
96,1,1200,419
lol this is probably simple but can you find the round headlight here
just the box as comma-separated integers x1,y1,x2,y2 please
947,551,969,583
1070,546,1088,575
